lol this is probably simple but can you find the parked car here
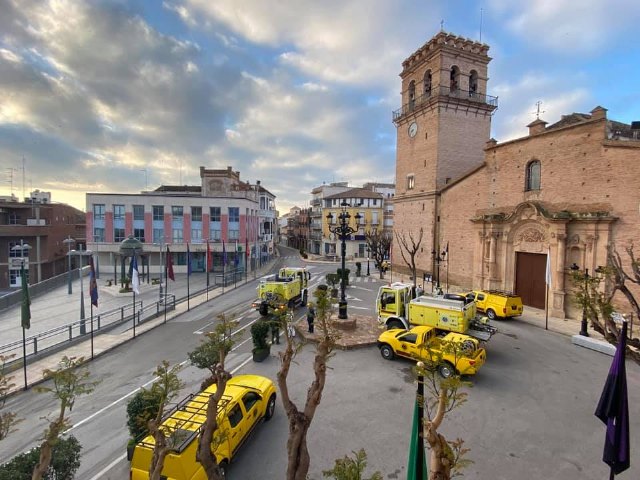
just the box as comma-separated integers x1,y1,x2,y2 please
465,290,523,320
130,374,277,479
377,325,486,378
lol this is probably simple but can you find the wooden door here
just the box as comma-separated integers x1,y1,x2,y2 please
515,252,546,309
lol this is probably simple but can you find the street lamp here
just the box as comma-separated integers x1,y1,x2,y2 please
69,245,93,335
570,263,605,337
11,241,32,285
432,248,447,295
366,245,371,276
63,236,76,294
326,202,361,319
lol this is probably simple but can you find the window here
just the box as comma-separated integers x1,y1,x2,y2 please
153,205,164,221
172,228,183,243
229,229,239,240
242,392,260,413
408,80,416,111
191,206,202,222
450,66,460,93
113,205,125,220
228,403,243,428
228,207,240,222
407,175,415,190
133,205,145,221
423,70,432,96
469,70,478,96
114,228,125,242
191,229,202,242
172,206,183,219
399,333,417,344
9,242,30,258
210,207,221,222
93,204,105,220
93,228,105,242
525,160,541,191
210,228,221,241
153,228,164,244
134,228,145,242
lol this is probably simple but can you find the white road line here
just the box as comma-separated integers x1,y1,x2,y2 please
88,352,254,480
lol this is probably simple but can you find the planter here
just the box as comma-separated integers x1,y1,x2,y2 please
252,347,270,362
331,288,339,298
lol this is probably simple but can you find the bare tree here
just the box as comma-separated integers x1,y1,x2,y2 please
366,230,392,279
277,286,337,480
146,361,185,480
31,356,100,480
0,354,21,441
395,229,424,287
193,313,239,479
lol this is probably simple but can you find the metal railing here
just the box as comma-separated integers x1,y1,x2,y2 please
392,85,498,121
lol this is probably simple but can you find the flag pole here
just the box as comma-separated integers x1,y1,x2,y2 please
21,326,27,390
187,243,191,311
164,246,168,323
206,240,210,301
545,284,549,331
90,303,94,359
20,260,31,391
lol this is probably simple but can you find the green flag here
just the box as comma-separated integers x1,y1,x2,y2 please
407,373,427,480
20,263,31,329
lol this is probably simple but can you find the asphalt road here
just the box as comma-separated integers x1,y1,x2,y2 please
1,247,639,479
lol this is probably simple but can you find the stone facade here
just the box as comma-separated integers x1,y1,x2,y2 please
393,32,640,318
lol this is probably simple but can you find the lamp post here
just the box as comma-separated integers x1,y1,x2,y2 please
366,245,371,276
432,248,447,295
11,241,32,285
63,236,76,294
326,202,361,319
153,241,166,303
69,245,93,335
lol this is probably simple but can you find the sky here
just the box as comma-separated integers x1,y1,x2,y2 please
1,0,639,214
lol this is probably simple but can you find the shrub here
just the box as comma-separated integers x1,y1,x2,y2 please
325,273,340,287
126,389,162,442
337,268,350,286
250,321,270,351
0,435,82,480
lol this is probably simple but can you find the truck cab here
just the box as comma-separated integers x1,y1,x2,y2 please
255,267,311,315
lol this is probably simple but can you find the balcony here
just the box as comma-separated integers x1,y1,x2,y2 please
393,85,498,123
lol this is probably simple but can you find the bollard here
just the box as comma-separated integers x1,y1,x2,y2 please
69,325,73,340
121,307,124,321
33,337,38,355
97,315,101,330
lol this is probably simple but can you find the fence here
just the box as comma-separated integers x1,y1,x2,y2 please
0,267,84,311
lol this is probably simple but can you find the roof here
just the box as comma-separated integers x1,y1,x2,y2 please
546,113,593,130
154,185,202,193
324,187,383,200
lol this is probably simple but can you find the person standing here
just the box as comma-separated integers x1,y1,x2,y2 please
307,305,315,333
270,317,280,344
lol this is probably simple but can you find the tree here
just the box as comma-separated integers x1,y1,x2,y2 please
417,342,473,480
191,313,239,479
365,230,392,279
146,360,185,480
0,435,82,479
394,229,424,286
322,449,383,480
1,354,21,441
572,243,640,363
277,286,337,480
31,356,100,480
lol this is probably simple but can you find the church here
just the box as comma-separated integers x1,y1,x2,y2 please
391,31,640,318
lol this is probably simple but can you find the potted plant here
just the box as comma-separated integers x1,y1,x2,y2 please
355,262,362,277
251,320,271,362
325,273,340,298
337,268,350,287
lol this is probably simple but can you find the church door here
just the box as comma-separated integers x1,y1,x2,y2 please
515,252,546,309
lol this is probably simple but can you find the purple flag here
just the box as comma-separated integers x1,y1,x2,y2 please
595,321,630,476
89,256,98,307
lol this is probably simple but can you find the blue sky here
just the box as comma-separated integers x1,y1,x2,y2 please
1,0,638,213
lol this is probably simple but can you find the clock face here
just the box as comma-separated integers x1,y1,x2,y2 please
408,122,418,138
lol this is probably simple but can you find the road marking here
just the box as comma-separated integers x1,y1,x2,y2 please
87,352,254,480
352,285,374,292
347,305,370,310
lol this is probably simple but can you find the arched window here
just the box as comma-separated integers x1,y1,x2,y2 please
469,70,478,96
423,70,432,97
450,66,460,93
408,80,416,111
525,160,541,191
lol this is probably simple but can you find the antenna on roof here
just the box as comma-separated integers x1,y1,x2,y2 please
479,8,483,43
440,19,444,32
532,101,546,120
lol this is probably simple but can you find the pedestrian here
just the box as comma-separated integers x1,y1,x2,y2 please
270,318,280,344
307,304,315,334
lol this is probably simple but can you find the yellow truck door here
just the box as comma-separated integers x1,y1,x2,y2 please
226,403,246,456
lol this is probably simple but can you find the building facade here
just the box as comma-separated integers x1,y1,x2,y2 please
309,182,351,254
86,166,276,277
392,31,640,318
0,192,85,288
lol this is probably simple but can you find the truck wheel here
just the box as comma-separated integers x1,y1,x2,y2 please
486,309,497,320
438,362,456,379
265,394,276,420
259,304,268,316
301,291,308,306
219,460,228,478
380,344,395,360
387,320,404,330
460,340,476,355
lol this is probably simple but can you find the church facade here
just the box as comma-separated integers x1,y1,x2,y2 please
392,31,640,318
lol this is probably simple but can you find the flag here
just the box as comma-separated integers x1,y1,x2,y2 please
246,236,250,258
407,369,427,479
206,241,212,272
545,247,552,287
129,254,140,294
187,243,192,276
20,263,31,330
222,240,227,266
166,246,175,281
595,321,630,476
89,256,99,307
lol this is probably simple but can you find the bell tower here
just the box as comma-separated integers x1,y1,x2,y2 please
392,31,497,270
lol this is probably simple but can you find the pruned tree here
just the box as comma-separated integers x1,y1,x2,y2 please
366,230,392,279
146,361,185,480
192,313,239,479
32,356,100,480
572,243,640,363
395,228,424,287
322,448,383,480
417,342,473,480
277,285,337,480
1,354,21,441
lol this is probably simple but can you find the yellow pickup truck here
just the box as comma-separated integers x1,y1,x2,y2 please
464,290,523,320
130,374,276,479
